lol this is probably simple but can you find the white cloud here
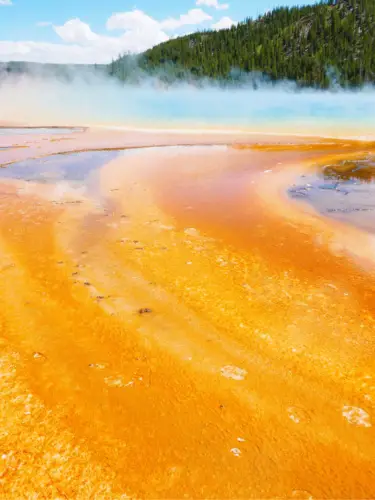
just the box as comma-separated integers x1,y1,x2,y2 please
107,8,211,33
212,16,236,30
0,0,12,5
196,0,229,10
106,9,161,32
0,8,213,64
54,19,99,45
0,40,118,64
161,8,212,30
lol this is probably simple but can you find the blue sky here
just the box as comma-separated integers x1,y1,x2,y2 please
0,0,317,64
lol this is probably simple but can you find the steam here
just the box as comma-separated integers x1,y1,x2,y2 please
1,66,375,138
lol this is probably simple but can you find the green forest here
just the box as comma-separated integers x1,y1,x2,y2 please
110,0,375,88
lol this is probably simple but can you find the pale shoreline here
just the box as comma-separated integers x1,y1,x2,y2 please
1,119,375,141
92,124,375,141
0,125,332,170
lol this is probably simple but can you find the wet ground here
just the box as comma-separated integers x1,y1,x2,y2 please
0,132,375,498
0,150,120,182
289,156,375,233
0,127,84,135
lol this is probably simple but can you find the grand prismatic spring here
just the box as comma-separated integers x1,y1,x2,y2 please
1,81,375,499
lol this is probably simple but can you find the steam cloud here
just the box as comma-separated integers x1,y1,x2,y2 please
1,67,375,138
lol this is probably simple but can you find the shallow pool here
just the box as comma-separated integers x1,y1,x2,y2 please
288,157,375,233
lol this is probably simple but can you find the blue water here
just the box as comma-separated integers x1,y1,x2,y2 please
85,85,375,134
0,151,119,182
3,77,375,136
0,145,220,183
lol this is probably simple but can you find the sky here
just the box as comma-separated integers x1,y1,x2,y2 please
0,0,318,64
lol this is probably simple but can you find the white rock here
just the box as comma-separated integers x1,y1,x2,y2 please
184,228,199,237
342,406,371,428
220,365,247,381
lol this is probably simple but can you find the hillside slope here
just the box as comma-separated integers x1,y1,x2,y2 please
2,0,375,88
112,0,375,88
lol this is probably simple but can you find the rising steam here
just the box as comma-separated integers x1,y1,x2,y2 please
1,67,375,138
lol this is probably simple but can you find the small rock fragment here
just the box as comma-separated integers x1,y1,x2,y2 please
220,365,247,381
138,308,153,314
184,228,199,237
88,363,106,370
230,448,241,457
287,406,311,424
291,490,314,499
32,352,46,362
342,406,372,427
104,376,134,388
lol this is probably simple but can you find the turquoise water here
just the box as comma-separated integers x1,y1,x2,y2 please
84,85,375,134
2,77,375,136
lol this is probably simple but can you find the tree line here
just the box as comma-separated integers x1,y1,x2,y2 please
110,0,375,88
2,0,375,88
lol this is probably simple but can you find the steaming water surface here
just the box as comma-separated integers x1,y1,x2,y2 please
72,87,375,137
2,76,375,137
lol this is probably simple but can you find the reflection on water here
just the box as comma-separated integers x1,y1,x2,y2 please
0,151,120,183
0,145,224,183
289,157,375,232
0,127,83,135
0,145,224,208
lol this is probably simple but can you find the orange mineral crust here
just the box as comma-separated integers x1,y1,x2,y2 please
0,131,375,498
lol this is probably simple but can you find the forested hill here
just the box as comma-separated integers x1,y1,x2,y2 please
2,0,375,88
111,0,375,88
